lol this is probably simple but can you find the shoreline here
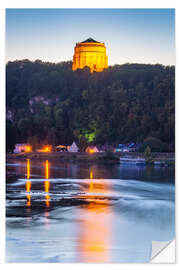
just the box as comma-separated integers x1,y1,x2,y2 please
6,152,175,165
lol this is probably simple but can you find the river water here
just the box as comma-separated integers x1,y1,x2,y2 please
6,159,175,263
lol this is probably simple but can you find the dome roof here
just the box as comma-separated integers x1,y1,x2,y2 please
81,37,100,43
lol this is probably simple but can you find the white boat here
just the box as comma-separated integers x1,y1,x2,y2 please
154,161,165,166
120,157,146,166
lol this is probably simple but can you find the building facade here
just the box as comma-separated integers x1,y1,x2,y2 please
14,144,32,153
72,38,108,72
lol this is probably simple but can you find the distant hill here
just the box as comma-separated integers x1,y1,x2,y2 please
6,60,175,152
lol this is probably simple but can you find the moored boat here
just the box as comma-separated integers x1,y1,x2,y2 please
120,157,146,166
154,161,166,167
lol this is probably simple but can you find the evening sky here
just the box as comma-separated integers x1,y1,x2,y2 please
6,9,175,65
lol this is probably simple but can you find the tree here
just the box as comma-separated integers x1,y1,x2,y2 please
144,146,151,159
6,60,175,151
140,137,168,152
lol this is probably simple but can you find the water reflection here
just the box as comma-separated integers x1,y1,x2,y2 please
7,159,175,262
78,168,111,262
45,160,50,208
25,159,51,208
89,168,93,192
26,159,31,207
7,159,174,183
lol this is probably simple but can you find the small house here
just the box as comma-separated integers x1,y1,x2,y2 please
68,142,79,152
85,146,99,154
115,144,126,152
56,145,67,152
14,144,32,153
115,142,141,153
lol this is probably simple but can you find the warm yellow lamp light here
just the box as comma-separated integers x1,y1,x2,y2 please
25,145,32,152
89,148,95,154
41,145,51,152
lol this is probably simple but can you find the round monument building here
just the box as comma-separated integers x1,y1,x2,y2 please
72,38,108,72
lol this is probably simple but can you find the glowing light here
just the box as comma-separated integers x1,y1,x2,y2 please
78,174,111,262
85,132,96,143
26,159,31,207
45,160,49,180
86,146,99,154
72,39,108,72
89,169,94,192
26,179,31,192
45,194,50,208
27,194,31,207
89,149,95,154
45,179,50,192
25,145,32,152
90,169,94,179
39,145,52,152
37,145,52,152
27,159,30,179
45,160,50,207
16,144,32,153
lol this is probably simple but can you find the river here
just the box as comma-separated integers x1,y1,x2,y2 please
6,159,175,263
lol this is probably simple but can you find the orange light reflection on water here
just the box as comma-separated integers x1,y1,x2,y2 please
89,169,94,192
27,194,31,207
45,160,50,208
26,159,31,207
78,167,111,262
27,159,30,179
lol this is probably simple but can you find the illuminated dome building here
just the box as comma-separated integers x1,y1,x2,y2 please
72,38,108,72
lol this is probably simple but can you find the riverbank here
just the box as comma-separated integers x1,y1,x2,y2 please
6,152,119,164
6,151,175,165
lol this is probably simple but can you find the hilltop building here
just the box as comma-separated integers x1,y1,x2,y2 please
72,38,108,72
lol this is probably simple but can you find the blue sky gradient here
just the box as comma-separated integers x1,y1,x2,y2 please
6,9,175,65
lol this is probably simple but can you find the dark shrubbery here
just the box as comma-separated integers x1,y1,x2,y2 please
99,151,119,161
140,137,171,152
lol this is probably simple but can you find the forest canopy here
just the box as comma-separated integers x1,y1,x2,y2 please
6,60,175,152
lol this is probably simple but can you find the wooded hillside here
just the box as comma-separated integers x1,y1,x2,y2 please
6,60,175,151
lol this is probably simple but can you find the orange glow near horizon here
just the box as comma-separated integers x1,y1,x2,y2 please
26,145,32,152
43,146,52,152
45,160,50,207
38,145,52,152
86,147,96,154
26,159,31,206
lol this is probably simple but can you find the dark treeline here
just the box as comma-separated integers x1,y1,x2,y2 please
6,59,175,152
